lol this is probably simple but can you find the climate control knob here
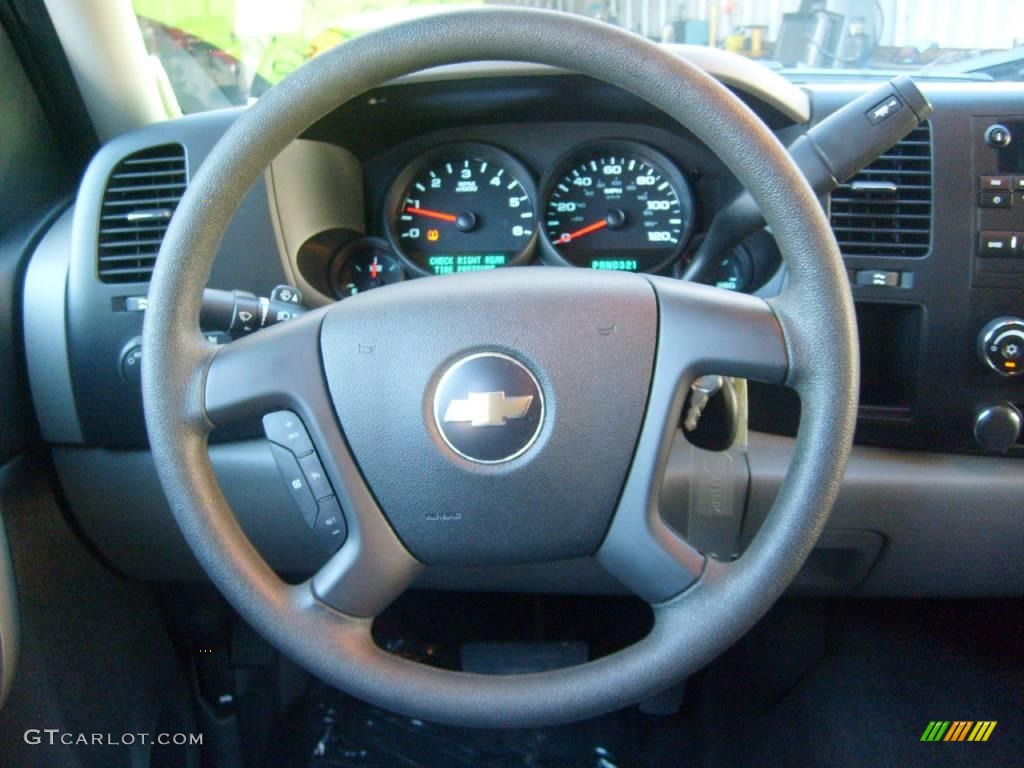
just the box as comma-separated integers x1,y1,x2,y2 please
978,317,1024,376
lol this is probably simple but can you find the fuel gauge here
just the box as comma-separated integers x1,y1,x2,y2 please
702,247,753,293
330,237,404,299
678,237,755,293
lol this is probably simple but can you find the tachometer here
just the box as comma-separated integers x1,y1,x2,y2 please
386,143,538,276
540,141,695,273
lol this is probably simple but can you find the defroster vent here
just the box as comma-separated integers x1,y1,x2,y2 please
830,122,932,257
97,144,187,283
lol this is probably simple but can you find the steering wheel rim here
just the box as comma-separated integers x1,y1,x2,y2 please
142,8,858,728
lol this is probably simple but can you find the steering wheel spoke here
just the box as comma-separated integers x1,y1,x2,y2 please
203,308,422,618
597,277,789,603
309,525,422,618
203,308,329,427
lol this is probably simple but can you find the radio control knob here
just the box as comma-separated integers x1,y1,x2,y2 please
978,317,1024,376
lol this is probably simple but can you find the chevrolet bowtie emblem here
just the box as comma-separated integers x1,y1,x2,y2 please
434,353,544,463
443,392,534,427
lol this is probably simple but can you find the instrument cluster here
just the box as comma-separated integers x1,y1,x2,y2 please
328,139,779,299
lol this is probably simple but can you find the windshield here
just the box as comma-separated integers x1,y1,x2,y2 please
133,0,1024,114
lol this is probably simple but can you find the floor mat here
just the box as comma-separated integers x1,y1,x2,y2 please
273,694,700,768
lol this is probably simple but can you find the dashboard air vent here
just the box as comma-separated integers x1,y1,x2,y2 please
97,144,187,283
829,122,932,257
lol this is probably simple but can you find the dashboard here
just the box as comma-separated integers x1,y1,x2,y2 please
22,57,1024,598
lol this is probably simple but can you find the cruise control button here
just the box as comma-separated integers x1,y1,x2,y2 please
269,443,318,527
262,410,313,456
299,452,333,500
313,497,348,553
978,231,1018,257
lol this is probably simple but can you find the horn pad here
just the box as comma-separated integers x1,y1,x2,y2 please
320,268,657,566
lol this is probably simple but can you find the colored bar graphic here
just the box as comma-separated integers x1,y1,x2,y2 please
921,720,996,742
969,722,998,742
944,721,973,741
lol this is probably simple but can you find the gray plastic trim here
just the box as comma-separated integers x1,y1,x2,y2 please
745,432,1024,597
23,208,83,444
52,439,324,580
52,431,1024,597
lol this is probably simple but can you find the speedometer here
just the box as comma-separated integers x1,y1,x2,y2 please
539,141,695,273
386,143,537,276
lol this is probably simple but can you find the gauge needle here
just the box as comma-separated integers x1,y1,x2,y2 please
406,206,458,223
557,219,608,244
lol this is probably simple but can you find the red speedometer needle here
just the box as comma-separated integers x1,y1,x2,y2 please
557,219,608,244
406,206,457,223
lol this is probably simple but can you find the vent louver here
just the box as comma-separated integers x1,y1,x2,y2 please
829,122,932,257
97,144,187,283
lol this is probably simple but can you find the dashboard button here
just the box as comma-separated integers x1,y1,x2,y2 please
854,269,900,287
985,124,1012,148
978,231,1019,257
299,452,333,500
313,497,348,553
974,404,1022,453
120,344,143,385
125,295,149,312
979,191,1012,208
262,410,313,457
1014,177,1024,192
269,443,318,527
979,175,1011,190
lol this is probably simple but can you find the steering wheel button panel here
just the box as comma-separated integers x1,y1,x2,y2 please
299,452,334,500
269,443,319,528
263,410,314,456
314,497,348,554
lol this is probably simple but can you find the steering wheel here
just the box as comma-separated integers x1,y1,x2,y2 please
143,8,858,728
